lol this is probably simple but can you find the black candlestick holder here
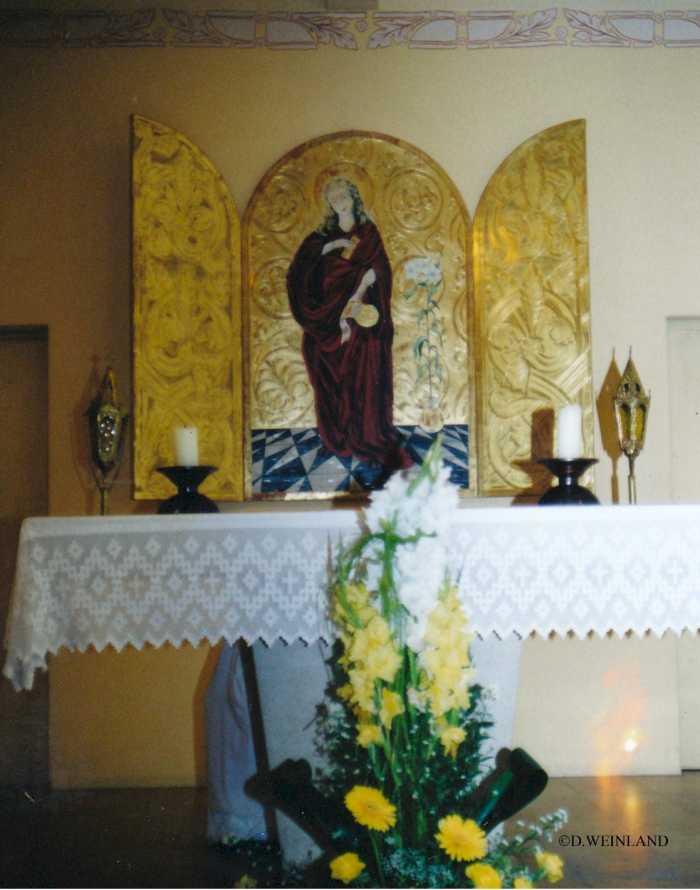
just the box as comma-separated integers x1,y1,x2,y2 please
156,465,219,514
537,458,600,506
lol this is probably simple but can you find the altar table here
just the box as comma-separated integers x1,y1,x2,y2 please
6,503,700,693
5,505,700,859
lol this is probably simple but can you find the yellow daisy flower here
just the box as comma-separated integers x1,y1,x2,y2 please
345,785,397,832
535,851,564,883
435,815,487,861
330,852,365,884
466,862,502,888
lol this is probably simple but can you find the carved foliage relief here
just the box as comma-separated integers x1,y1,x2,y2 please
132,115,244,499
244,132,474,495
473,120,593,495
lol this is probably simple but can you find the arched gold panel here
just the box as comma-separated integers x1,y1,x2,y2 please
132,115,244,500
243,130,474,498
474,120,593,496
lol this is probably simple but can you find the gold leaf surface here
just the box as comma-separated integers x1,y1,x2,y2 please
474,120,594,495
132,115,244,500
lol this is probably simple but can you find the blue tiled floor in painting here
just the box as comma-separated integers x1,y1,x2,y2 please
251,425,469,494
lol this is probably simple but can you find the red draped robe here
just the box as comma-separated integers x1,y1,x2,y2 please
287,220,406,468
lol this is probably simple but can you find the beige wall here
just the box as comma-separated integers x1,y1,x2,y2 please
3,35,699,785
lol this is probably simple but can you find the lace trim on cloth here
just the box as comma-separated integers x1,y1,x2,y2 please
5,505,700,690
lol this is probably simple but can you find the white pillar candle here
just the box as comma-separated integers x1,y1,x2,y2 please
173,426,199,466
555,404,583,460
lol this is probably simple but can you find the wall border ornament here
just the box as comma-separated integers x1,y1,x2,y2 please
4,8,700,49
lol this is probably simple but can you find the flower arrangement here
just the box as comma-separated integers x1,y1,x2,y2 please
312,438,567,888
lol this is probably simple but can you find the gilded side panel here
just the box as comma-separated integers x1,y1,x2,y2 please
132,115,243,500
243,131,474,498
474,120,594,496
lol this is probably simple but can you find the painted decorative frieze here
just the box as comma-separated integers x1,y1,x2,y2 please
3,7,700,49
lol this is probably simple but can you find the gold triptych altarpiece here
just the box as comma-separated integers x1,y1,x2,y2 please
132,116,593,500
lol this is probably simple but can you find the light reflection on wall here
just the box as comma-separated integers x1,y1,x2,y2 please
623,731,640,754
591,664,647,776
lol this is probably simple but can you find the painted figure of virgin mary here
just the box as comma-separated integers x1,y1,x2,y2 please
287,177,411,473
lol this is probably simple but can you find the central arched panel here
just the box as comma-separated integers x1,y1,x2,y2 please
243,130,474,498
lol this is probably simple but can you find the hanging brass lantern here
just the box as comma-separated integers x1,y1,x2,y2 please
86,368,129,515
614,353,650,504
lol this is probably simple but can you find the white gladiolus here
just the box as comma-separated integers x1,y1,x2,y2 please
364,461,457,542
362,446,460,651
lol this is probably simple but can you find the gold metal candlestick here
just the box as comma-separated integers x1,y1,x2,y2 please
86,368,129,515
613,352,650,505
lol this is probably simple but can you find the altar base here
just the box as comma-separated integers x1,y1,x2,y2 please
208,635,523,864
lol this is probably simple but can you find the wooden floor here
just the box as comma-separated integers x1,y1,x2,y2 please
1,774,699,887
516,773,700,889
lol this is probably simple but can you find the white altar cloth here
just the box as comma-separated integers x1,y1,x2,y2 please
5,503,700,691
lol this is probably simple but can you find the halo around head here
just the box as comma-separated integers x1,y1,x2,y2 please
313,164,374,217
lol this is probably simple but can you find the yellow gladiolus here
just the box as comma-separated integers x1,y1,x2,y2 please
514,877,534,889
407,686,427,710
420,591,474,723
426,682,452,719
357,722,382,747
347,668,376,712
440,724,466,757
349,614,391,662
346,583,370,607
379,688,405,728
356,604,378,626
432,661,465,689
365,643,402,684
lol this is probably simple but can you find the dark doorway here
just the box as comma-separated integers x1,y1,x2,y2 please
0,325,49,788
